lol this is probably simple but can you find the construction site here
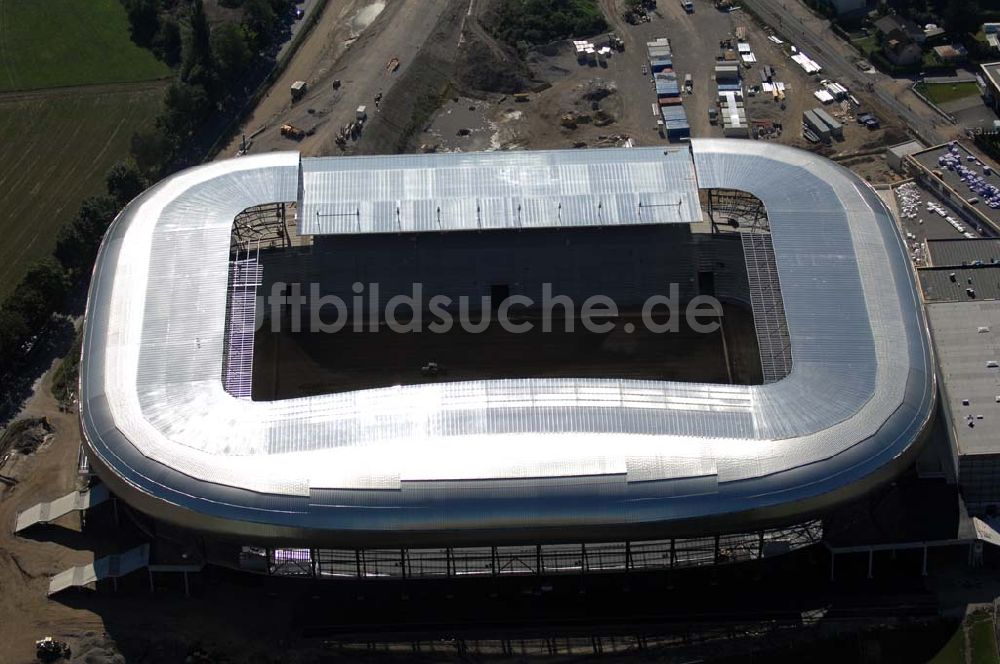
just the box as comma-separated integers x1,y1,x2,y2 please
3,0,1000,663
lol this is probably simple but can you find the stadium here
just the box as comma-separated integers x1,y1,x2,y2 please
78,139,936,579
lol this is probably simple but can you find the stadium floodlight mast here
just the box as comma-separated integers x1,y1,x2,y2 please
263,281,722,335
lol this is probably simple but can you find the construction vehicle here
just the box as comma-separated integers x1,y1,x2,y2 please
35,637,70,662
386,57,400,73
280,124,306,141
421,361,445,377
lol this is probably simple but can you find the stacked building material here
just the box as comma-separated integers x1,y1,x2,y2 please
719,91,748,138
803,109,832,142
812,107,843,140
715,63,741,92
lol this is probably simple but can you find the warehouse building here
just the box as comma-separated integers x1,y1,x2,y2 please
920,242,1000,513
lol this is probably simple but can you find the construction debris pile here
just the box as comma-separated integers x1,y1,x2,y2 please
895,183,928,266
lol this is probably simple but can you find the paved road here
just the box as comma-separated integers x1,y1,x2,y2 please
742,0,945,145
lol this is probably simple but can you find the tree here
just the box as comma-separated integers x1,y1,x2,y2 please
183,0,214,81
131,127,173,179
212,23,253,85
54,196,118,273
106,159,147,207
8,258,71,327
0,306,30,369
243,0,277,50
124,0,161,48
155,18,183,67
158,82,212,142
942,0,979,35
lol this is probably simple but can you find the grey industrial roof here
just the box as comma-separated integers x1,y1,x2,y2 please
888,140,927,160
79,142,935,546
921,266,1000,302
299,148,702,235
910,142,1000,232
980,62,1000,94
925,301,1000,456
927,238,1000,267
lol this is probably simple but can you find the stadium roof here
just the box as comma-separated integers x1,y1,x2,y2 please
79,142,935,546
299,148,703,235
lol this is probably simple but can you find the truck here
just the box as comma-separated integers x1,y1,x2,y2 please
513,92,530,102
681,0,694,12
290,80,307,102
356,105,368,121
280,124,306,140
684,73,693,93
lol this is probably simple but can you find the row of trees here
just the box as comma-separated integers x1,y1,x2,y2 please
0,161,145,377
126,0,293,178
883,0,982,38
0,0,296,383
490,0,608,49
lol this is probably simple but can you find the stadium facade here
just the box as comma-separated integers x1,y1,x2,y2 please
78,140,936,577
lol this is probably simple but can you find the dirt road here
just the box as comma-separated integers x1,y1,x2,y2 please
221,0,459,159
742,0,948,144
0,371,103,663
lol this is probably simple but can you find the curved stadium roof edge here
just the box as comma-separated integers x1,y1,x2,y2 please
79,140,936,546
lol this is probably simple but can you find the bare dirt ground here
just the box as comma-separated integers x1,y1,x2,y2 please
413,0,906,172
0,371,106,663
219,0,467,158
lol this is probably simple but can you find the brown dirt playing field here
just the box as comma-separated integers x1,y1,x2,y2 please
252,304,762,400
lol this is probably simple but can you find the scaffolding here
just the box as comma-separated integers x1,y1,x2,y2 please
221,244,262,399
706,188,769,233
232,203,290,253
741,233,793,383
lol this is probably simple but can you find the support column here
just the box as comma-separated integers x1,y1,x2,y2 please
922,546,928,576
867,549,874,579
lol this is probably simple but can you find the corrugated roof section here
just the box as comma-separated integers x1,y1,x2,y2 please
299,148,703,235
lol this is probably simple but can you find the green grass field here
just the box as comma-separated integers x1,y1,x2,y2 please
851,34,879,59
926,624,966,664
0,0,169,92
915,81,982,106
969,613,1000,664
0,85,163,298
